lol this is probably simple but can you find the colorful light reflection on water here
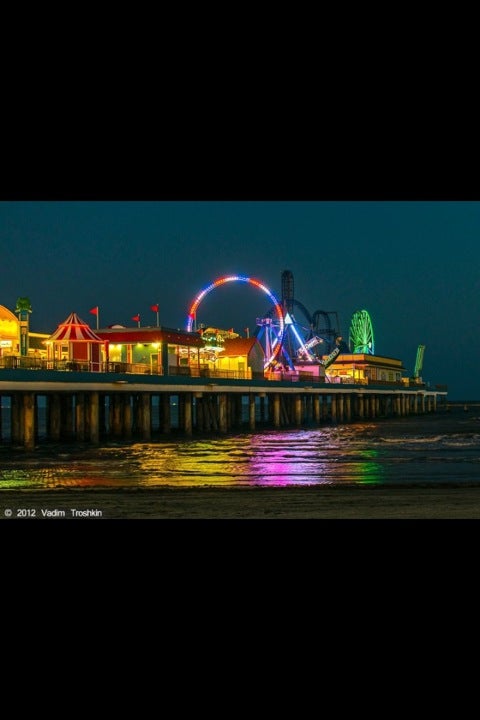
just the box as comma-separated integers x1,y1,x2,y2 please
0,423,436,490
2,411,480,490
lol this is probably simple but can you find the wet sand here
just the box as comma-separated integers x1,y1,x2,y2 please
2,484,480,519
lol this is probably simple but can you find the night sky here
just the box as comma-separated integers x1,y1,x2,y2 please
1,201,478,400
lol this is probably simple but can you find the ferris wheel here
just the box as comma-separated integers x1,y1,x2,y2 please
349,309,375,354
186,274,285,369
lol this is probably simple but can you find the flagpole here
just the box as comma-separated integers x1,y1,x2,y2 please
89,305,100,330
151,304,160,327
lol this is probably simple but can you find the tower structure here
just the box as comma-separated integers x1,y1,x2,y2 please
15,297,32,356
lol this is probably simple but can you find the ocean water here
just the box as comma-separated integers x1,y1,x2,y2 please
1,405,479,490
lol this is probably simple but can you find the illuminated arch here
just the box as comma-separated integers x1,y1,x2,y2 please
186,274,285,367
0,304,19,350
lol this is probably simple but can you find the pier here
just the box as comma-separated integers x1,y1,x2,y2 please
0,368,447,450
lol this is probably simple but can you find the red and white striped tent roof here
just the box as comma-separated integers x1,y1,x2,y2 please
47,312,104,343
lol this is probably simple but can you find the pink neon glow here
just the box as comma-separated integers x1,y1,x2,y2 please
186,274,284,364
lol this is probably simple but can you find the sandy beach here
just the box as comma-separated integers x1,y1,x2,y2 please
2,484,480,519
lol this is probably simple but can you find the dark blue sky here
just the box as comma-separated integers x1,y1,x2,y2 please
1,201,478,400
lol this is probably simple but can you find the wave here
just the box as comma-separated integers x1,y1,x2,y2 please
376,433,480,447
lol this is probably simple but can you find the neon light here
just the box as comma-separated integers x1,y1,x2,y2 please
304,336,323,351
291,324,312,360
349,309,375,354
186,274,284,366
320,345,340,368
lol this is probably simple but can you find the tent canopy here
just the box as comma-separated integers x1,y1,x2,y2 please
47,312,104,343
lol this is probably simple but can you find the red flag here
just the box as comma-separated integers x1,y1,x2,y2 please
89,306,98,315
132,314,140,322
150,304,159,313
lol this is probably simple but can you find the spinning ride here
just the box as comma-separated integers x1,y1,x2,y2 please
255,270,343,370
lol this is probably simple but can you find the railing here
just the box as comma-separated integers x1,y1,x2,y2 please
170,367,251,380
0,357,155,374
0,356,65,370
326,376,367,384
0,357,434,388
0,358,250,380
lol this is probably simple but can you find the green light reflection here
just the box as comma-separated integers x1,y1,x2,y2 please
350,448,385,484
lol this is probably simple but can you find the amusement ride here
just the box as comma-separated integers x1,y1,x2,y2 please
348,309,375,354
186,270,348,372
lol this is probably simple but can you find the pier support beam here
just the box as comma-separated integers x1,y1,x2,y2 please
345,394,352,422
76,393,86,441
23,392,35,450
272,394,281,428
162,393,171,434
184,392,193,436
370,394,376,418
111,394,122,437
322,395,329,422
141,393,151,441
357,394,364,420
249,394,256,430
338,393,344,423
0,382,447,447
304,395,312,425
259,395,266,424
218,393,228,433
89,392,100,444
123,394,132,439
195,395,204,432
294,394,302,426
331,394,337,423
395,395,402,416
